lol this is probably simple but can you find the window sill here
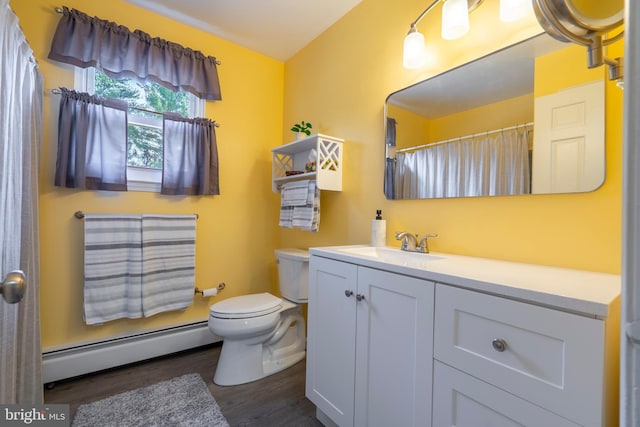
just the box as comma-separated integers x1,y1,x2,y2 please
127,167,161,192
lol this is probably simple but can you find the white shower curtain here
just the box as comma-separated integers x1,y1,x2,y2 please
394,127,531,198
0,0,43,404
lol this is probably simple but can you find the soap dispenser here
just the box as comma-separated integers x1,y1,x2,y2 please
371,210,386,247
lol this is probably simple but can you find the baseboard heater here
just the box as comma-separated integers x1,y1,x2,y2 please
42,321,220,384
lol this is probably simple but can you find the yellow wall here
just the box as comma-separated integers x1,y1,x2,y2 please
11,0,284,350
389,93,531,150
10,0,624,351
386,104,430,150
428,93,533,141
535,43,605,95
281,0,623,273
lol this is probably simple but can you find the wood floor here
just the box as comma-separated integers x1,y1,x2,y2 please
44,343,324,426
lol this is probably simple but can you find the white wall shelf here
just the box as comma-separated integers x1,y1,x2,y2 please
272,133,343,192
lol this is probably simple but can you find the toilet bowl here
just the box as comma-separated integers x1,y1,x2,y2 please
208,248,309,386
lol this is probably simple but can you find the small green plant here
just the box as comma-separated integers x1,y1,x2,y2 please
290,121,313,136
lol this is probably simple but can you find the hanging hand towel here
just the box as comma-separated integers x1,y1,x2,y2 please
279,180,320,232
83,214,143,325
141,214,196,317
292,181,320,232
280,180,312,206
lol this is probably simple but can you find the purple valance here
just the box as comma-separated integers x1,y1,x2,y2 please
48,7,222,100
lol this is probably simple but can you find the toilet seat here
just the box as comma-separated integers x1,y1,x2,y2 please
210,292,283,319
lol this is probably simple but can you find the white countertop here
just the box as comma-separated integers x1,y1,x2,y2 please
309,245,620,318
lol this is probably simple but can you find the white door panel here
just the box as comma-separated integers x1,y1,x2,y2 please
532,79,605,193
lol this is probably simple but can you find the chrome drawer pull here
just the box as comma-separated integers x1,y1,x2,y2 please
492,338,507,352
345,290,354,297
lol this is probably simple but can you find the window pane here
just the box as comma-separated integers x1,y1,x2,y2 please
93,70,192,169
94,71,190,115
128,124,162,169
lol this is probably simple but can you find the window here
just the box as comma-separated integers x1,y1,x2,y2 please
76,68,205,191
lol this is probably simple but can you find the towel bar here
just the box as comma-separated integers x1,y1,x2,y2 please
74,211,199,219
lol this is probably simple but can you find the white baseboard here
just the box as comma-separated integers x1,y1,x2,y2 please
42,321,221,384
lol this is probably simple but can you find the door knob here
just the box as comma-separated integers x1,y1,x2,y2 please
1,270,26,304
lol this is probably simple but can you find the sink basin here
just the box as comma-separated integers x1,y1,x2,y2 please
336,246,444,268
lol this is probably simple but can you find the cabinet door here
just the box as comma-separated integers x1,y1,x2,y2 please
434,285,605,425
354,267,434,427
306,256,358,427
433,361,580,426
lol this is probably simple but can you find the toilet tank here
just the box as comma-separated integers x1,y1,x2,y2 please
275,248,309,303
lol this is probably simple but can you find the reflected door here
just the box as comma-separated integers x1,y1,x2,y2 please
532,79,605,193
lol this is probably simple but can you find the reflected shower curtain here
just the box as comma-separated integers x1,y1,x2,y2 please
0,0,43,404
395,128,531,198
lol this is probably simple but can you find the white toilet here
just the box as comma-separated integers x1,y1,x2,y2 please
208,248,309,386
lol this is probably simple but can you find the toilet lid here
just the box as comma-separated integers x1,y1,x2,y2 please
210,292,283,318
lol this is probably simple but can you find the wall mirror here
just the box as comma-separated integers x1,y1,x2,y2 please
384,33,606,200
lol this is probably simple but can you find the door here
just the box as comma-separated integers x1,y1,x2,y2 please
0,0,42,404
623,0,640,425
532,79,605,193
306,257,358,426
354,267,434,427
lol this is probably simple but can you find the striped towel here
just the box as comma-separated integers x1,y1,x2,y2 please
280,180,312,206
83,214,143,325
279,180,320,232
141,214,196,317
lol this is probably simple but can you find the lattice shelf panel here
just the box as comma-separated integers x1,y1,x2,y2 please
271,134,344,192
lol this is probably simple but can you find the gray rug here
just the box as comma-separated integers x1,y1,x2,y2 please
72,373,229,427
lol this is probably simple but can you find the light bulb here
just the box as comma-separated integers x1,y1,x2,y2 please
442,0,469,40
499,0,533,22
403,29,426,69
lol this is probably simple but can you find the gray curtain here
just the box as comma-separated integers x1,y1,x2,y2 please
384,158,396,199
0,0,43,404
162,113,220,195
55,89,129,191
386,117,397,147
48,7,222,101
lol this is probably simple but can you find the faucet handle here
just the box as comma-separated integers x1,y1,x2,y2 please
418,233,438,253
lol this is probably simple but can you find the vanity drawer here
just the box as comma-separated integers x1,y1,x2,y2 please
433,361,580,427
434,284,605,426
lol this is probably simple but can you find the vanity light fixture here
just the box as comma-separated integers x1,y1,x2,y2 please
500,0,533,22
403,0,532,69
441,0,471,40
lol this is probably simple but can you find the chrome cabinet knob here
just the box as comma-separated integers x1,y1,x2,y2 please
356,294,365,301
492,338,507,352
345,290,354,297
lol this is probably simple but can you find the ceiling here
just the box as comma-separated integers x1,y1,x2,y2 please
123,0,363,61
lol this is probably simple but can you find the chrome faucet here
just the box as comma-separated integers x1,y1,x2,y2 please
395,231,418,252
417,233,438,254
395,231,438,253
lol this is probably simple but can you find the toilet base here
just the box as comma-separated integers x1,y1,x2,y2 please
213,309,306,386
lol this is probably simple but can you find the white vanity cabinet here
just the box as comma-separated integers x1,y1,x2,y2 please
306,246,620,427
306,256,434,427
432,361,581,427
433,285,612,426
